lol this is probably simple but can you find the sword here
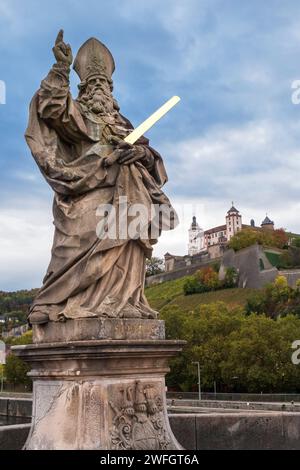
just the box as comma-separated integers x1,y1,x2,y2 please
104,96,180,166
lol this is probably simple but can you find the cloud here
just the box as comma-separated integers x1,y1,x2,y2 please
153,118,300,253
1,0,300,288
0,197,53,291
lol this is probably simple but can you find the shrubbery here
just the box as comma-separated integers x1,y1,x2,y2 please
183,266,238,295
228,227,288,251
1,331,33,391
245,275,300,318
278,246,300,269
146,257,165,277
4,354,31,389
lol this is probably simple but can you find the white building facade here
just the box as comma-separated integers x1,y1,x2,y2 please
188,216,205,256
188,205,243,256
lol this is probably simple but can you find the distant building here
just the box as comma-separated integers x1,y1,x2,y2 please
204,204,242,252
261,215,274,231
188,216,205,256
165,204,277,272
1,323,29,339
164,251,210,273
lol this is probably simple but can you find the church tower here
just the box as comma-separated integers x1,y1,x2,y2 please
226,203,242,241
188,216,204,256
261,215,274,231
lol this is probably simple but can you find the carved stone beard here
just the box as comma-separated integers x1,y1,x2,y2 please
83,84,115,115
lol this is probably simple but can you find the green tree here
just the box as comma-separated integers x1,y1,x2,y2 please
221,314,300,392
2,330,33,391
245,276,300,318
291,237,300,248
4,354,31,389
223,267,238,288
161,303,245,391
279,246,300,268
4,330,33,346
229,228,288,251
161,301,300,393
0,289,38,315
146,257,165,277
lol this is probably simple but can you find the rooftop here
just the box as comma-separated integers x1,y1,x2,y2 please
204,224,227,235
261,215,274,225
227,202,240,214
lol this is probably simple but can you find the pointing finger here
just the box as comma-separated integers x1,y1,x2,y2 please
55,29,64,45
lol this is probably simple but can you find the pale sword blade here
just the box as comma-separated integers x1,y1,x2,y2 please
124,95,180,145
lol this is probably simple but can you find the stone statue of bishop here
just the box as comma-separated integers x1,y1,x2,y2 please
26,30,177,325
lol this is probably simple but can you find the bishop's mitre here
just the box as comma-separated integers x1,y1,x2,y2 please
73,37,115,82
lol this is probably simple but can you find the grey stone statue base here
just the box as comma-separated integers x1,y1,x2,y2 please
32,318,165,343
13,320,185,450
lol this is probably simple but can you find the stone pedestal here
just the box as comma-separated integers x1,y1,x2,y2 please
13,319,185,450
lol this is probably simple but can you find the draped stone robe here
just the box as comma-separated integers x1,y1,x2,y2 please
25,63,177,321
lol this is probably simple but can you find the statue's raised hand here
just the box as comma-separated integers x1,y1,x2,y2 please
52,30,73,65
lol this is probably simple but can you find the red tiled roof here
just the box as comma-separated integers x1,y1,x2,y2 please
204,224,227,235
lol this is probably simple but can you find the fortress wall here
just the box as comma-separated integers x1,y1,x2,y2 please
145,257,221,287
279,270,300,287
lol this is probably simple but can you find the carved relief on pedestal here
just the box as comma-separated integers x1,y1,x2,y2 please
109,380,172,450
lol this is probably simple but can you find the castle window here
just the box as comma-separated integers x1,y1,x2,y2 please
259,258,265,271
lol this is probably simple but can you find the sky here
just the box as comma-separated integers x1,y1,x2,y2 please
1,0,300,290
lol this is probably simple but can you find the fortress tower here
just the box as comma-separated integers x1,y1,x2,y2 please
261,215,274,231
226,203,242,241
188,216,204,256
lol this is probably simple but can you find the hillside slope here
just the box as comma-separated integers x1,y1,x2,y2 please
0,281,256,319
145,277,257,312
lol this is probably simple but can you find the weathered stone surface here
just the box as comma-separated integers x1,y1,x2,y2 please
26,31,177,326
33,318,165,343
13,338,184,450
25,378,176,450
14,339,183,378
17,30,182,451
220,244,278,289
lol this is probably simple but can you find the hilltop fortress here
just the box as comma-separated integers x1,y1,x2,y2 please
165,204,275,273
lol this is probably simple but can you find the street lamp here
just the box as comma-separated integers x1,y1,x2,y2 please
192,361,201,401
